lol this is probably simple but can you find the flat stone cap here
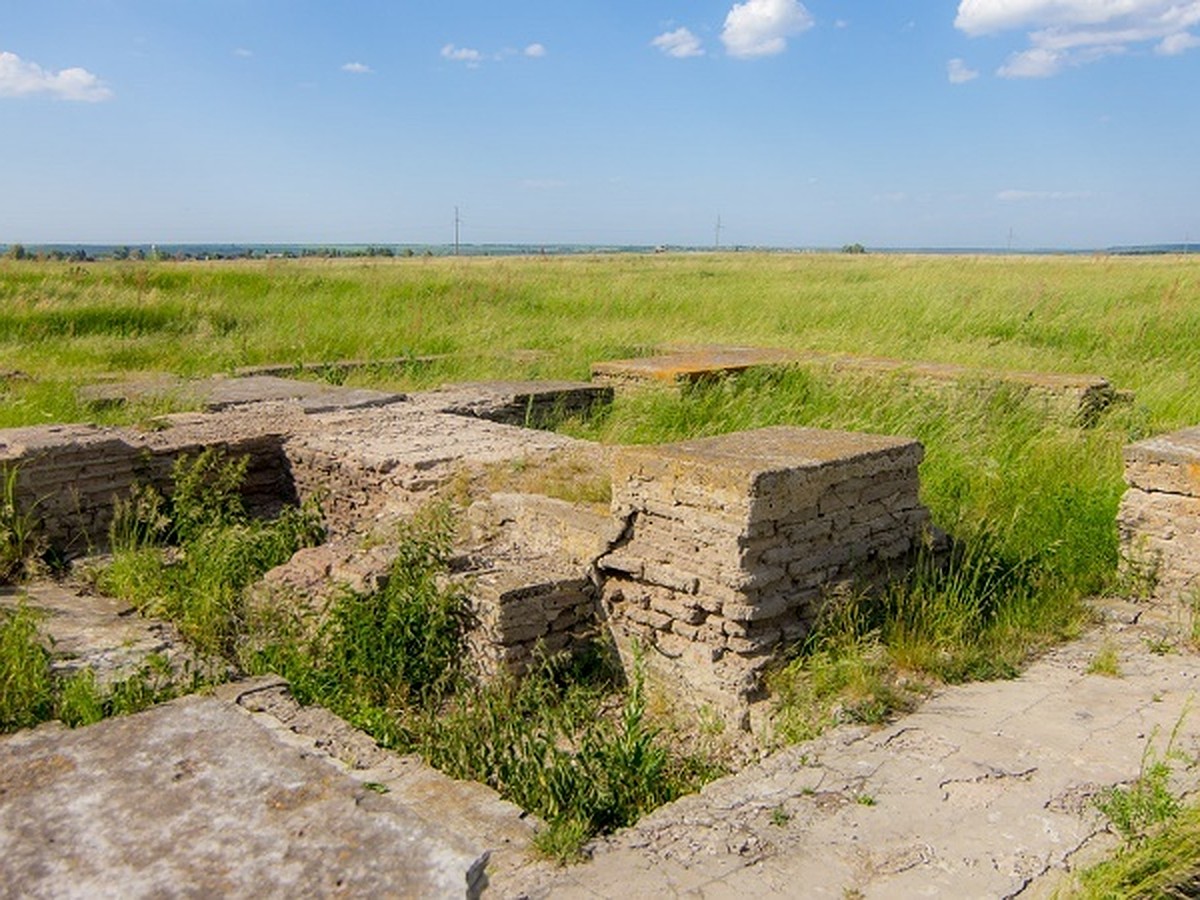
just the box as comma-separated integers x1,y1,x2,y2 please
622,426,920,475
592,347,796,383
612,426,923,518
1124,426,1200,495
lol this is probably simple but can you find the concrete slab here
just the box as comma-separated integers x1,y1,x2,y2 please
508,603,1200,899
590,345,1119,423
0,690,490,898
78,374,405,415
591,347,797,385
0,583,193,684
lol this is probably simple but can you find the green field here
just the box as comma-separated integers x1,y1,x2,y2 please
2,252,1198,427
4,251,1200,860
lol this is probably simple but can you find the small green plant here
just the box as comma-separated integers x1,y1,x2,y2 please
1087,639,1122,678
1095,715,1190,844
769,804,791,826
1,467,44,584
1095,758,1180,844
855,793,877,806
0,603,54,731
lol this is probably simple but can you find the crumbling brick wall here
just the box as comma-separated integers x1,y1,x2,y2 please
1118,426,1200,601
597,426,930,727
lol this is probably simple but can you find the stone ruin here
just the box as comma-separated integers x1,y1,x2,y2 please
1,373,935,727
598,428,928,726
6,343,1136,726
1119,426,1200,605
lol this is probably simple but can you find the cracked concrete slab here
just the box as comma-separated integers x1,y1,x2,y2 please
508,604,1200,898
0,687,492,899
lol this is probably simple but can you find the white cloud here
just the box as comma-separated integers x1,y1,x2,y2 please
441,44,483,65
652,27,705,58
721,0,814,58
0,51,112,101
341,61,371,74
1157,31,1200,54
997,189,1092,201
234,48,253,59
524,43,547,58
955,1,1200,77
947,57,979,82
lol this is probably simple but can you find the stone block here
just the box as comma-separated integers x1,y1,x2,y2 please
1118,428,1200,603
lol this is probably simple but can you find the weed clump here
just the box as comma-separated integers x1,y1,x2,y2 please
0,603,189,734
0,603,54,731
1,467,45,584
99,448,324,656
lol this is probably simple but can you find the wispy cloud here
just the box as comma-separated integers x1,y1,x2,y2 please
233,47,253,59
441,44,483,65
955,0,1200,77
341,61,371,74
721,0,814,59
652,27,705,58
442,42,546,67
997,189,1093,202
1157,31,1200,55
0,50,112,101
947,57,979,83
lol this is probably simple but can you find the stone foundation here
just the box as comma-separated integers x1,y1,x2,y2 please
591,345,1120,425
1118,427,1200,602
2,378,936,723
597,426,930,726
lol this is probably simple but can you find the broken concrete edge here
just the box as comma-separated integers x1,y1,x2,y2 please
216,674,551,891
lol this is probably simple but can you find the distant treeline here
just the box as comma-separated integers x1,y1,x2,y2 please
1,242,1195,262
0,243,438,262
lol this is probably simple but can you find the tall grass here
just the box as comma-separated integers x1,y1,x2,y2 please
98,449,325,656
1,254,1197,429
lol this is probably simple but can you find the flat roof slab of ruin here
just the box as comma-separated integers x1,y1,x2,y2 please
78,373,407,415
590,345,1118,422
0,691,489,898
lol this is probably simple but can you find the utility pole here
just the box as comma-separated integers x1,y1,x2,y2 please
715,214,722,251
454,207,461,257
1007,227,1014,253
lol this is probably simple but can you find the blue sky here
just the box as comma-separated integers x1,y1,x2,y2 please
2,1,1198,249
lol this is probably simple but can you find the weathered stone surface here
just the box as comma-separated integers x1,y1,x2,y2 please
591,346,798,385
79,373,406,414
0,691,489,898
408,380,613,429
1118,427,1200,602
590,345,1120,423
600,426,930,727
0,582,195,685
508,604,1200,900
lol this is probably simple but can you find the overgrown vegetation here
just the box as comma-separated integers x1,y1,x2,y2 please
0,603,190,733
571,368,1107,739
1062,716,1200,898
97,449,324,656
1,466,44,584
89,460,716,859
4,253,1200,857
